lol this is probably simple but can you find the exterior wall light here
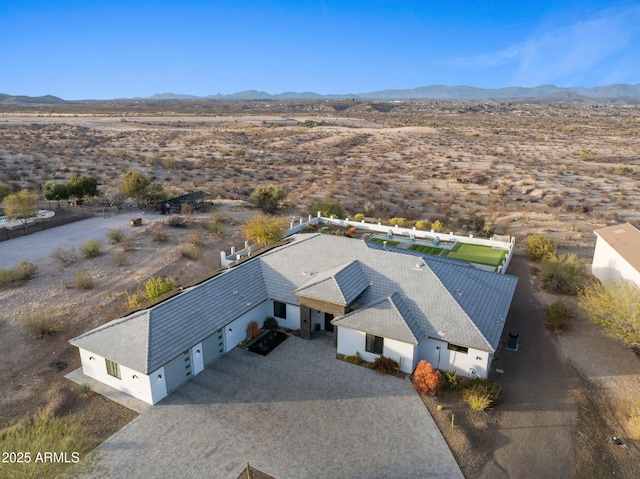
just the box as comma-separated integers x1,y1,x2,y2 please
132,375,138,379
89,356,95,360
158,374,162,379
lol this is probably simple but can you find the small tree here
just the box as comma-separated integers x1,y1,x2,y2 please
354,213,365,222
415,220,431,231
4,189,40,228
390,217,408,227
412,360,443,396
249,184,287,213
432,220,444,232
526,234,557,261
42,180,70,207
539,253,590,294
68,174,98,198
119,170,151,205
310,197,345,219
0,182,12,201
242,214,287,246
579,280,640,349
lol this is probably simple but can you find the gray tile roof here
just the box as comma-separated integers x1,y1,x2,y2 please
332,292,422,344
71,233,518,373
71,260,268,373
294,260,369,305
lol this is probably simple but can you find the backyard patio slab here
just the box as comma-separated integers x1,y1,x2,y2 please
76,334,463,479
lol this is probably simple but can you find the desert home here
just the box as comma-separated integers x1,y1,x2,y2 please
70,220,517,405
592,222,640,286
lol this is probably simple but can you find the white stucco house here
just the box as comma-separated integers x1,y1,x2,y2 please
70,233,518,405
592,223,640,286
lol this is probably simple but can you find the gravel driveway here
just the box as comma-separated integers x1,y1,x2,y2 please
0,211,160,267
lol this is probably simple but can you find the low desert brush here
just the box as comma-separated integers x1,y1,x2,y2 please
462,378,503,411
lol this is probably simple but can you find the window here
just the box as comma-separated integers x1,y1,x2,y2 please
365,334,384,355
105,359,121,379
274,301,287,319
447,343,468,354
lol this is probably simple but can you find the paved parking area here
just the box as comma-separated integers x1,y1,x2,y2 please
79,334,463,479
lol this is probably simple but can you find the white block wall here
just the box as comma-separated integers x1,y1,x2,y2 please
417,338,491,379
224,301,272,351
336,326,415,374
79,348,165,405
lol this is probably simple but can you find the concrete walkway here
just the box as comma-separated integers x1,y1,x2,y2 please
76,335,463,479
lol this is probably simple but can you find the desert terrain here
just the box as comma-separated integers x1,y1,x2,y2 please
1,100,640,477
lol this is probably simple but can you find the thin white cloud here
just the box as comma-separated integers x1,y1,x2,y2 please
449,6,640,86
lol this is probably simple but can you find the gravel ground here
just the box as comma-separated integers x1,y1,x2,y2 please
0,210,161,267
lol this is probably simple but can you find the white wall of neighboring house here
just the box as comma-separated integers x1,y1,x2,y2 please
592,236,640,286
335,326,415,374
79,348,162,405
417,338,491,379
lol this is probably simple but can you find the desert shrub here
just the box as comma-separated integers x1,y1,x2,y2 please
444,370,463,390
187,228,204,245
263,316,278,329
176,242,200,260
166,215,185,227
15,261,37,281
345,351,363,365
50,246,77,266
540,253,590,295
415,219,432,230
390,217,408,227
78,382,93,397
310,197,345,218
373,355,398,374
118,238,136,251
432,220,444,232
0,410,96,479
526,234,557,261
23,309,62,339
462,378,503,411
543,299,573,332
207,221,225,237
615,165,634,176
249,184,287,213
74,269,93,290
144,276,175,301
125,292,145,310
150,225,170,243
354,213,365,222
579,280,640,349
113,250,127,266
107,228,125,243
0,268,15,287
412,360,443,396
80,239,101,258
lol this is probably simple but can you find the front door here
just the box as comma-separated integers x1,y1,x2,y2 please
324,313,334,332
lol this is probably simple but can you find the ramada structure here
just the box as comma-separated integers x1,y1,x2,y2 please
71,223,518,405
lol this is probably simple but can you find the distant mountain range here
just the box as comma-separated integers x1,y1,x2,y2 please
2,83,640,104
135,83,640,101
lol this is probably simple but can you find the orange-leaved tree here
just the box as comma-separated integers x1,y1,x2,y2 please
412,360,443,396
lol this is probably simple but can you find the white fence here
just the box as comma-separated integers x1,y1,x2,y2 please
221,215,516,273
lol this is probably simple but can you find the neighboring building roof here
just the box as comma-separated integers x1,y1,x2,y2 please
594,223,640,273
71,233,518,373
294,260,369,305
332,292,422,345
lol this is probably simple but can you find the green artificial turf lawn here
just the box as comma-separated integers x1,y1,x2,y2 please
443,243,508,267
368,238,400,246
408,244,443,255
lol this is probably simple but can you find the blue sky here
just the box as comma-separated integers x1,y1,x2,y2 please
1,0,639,99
